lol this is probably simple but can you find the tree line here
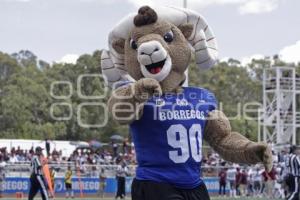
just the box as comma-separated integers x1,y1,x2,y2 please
0,50,299,142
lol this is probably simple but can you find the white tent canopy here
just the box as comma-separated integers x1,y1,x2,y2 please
0,139,80,157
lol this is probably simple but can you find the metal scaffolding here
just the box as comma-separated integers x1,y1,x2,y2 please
258,66,300,145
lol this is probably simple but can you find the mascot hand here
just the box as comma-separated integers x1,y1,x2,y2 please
247,142,273,172
134,78,162,102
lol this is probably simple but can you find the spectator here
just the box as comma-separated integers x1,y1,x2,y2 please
227,166,236,198
274,163,285,198
218,168,227,197
253,168,262,197
115,161,128,199
65,166,74,199
122,139,129,154
112,141,119,158
98,168,107,198
235,168,242,196
240,169,248,196
247,167,255,196
262,166,276,198
76,152,86,173
9,151,19,163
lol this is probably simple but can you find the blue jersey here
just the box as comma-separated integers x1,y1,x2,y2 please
130,87,217,189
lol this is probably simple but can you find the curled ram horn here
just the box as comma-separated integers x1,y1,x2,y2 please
101,50,134,89
101,6,218,87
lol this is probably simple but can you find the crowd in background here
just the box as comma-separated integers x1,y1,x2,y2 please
0,143,288,172
217,164,282,198
215,148,295,199
0,142,287,172
0,139,135,167
0,141,296,199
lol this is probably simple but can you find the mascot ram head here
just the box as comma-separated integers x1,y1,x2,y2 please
101,6,218,92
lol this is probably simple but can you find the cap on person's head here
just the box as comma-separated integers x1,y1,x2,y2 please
35,146,44,152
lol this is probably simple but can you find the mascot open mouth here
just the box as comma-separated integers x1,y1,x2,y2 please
140,55,172,82
145,59,166,74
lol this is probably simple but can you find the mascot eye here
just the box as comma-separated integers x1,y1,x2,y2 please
164,31,174,43
130,39,138,50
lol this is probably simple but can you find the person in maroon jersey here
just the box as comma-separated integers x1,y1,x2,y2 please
219,168,227,196
236,168,242,196
240,169,248,196
262,166,277,198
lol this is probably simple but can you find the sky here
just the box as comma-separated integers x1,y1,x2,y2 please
0,0,299,64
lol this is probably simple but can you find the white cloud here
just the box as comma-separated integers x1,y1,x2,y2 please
233,40,300,66
240,54,265,66
57,54,79,64
220,57,231,63
238,0,279,15
279,40,300,64
126,0,282,15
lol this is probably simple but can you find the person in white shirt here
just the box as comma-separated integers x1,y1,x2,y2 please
247,167,256,196
115,161,128,199
253,168,262,197
227,167,237,198
9,153,18,163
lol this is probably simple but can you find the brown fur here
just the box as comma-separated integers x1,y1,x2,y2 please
178,23,194,39
108,6,272,171
134,6,158,27
108,78,161,124
125,21,191,92
204,110,273,171
112,38,125,54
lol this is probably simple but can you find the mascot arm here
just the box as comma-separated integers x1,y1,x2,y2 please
203,110,273,171
108,78,162,125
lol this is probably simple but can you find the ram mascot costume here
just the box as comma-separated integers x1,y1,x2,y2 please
101,6,272,200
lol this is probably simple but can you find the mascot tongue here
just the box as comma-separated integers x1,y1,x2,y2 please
150,66,162,74
146,59,165,74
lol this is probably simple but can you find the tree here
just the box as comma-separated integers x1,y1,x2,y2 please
0,49,286,142
188,59,262,140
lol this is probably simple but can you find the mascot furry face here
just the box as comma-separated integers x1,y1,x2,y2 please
102,6,272,200
102,6,217,91
116,7,192,91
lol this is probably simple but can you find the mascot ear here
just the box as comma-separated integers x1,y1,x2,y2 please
178,23,193,39
112,38,125,54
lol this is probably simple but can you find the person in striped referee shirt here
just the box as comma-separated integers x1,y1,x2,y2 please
28,146,49,200
286,145,300,200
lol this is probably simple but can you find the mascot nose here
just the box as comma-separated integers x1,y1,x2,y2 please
137,41,167,66
138,41,162,56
